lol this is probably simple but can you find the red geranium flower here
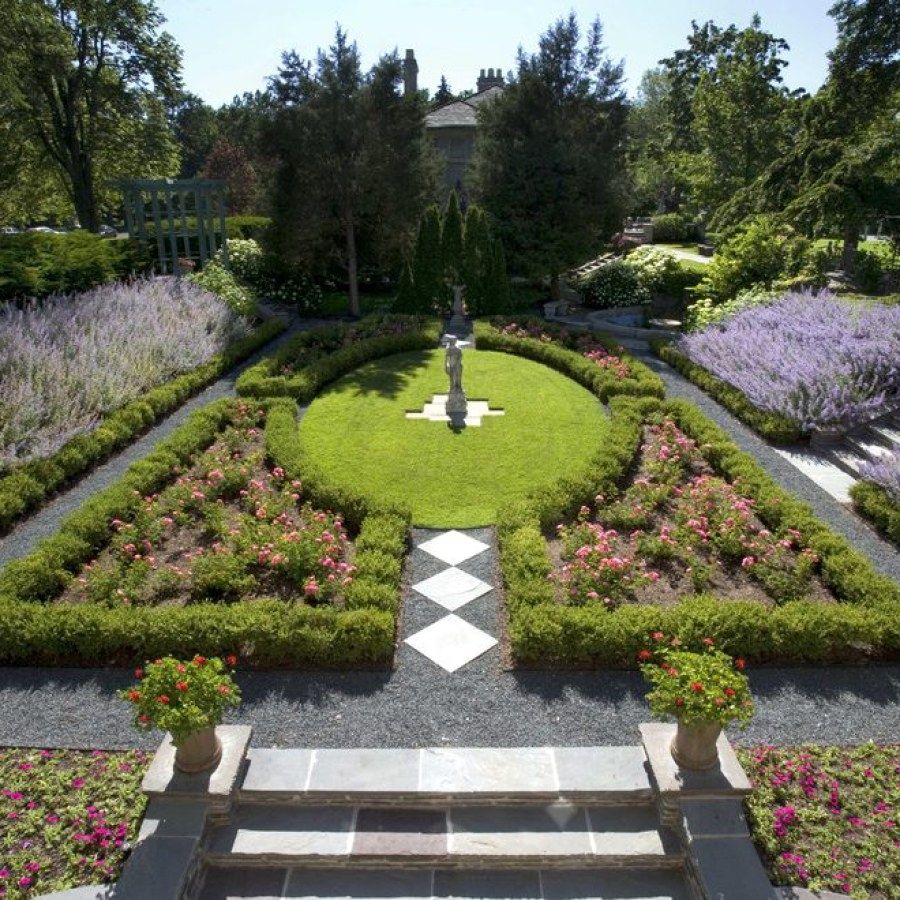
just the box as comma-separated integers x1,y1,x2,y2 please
126,690,141,702
217,684,230,695
675,697,685,706
651,631,665,642
734,658,746,670
724,687,736,697
225,654,238,668
193,655,207,667
637,649,653,662
157,694,170,705
175,681,189,692
690,681,705,693
702,637,715,647
134,668,144,679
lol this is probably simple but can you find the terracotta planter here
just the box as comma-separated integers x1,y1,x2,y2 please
670,720,722,770
174,726,222,774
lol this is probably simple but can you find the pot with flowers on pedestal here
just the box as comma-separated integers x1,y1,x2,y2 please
121,654,241,773
640,634,753,770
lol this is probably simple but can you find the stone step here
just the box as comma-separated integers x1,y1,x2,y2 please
866,421,900,448
821,444,867,478
197,865,692,899
238,747,653,806
205,802,682,870
845,431,895,461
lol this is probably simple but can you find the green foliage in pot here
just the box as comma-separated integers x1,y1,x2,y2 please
640,634,754,727
120,654,241,745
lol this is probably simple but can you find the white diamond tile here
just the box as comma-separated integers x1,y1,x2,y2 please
412,567,492,611
404,615,497,672
417,530,489,566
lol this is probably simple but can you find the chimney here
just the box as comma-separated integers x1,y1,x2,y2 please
476,66,504,93
403,49,418,97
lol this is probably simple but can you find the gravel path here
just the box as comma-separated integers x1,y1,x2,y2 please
0,316,325,568
0,663,895,751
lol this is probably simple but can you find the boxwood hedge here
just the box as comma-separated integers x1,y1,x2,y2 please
499,395,899,668
0,396,407,668
849,480,900,548
0,318,286,535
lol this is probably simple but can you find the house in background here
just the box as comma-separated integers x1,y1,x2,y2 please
403,50,505,199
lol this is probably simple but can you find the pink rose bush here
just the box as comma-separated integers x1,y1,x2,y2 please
740,743,899,898
0,748,148,898
67,402,354,608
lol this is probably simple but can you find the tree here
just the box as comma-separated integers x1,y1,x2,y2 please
172,93,219,178
709,0,900,269
200,139,258,214
441,191,464,282
0,0,182,230
412,205,444,310
469,14,628,298
267,27,437,315
434,75,453,105
393,261,417,313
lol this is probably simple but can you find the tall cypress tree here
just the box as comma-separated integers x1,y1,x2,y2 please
442,191,465,284
393,261,418,313
462,204,490,314
491,239,512,313
413,205,444,310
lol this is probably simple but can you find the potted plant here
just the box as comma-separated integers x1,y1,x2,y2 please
121,655,241,773
639,635,753,770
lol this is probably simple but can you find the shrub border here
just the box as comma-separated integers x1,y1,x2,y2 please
849,480,900,548
0,317,286,535
499,395,899,668
0,396,406,668
475,321,665,402
236,318,443,401
651,340,804,444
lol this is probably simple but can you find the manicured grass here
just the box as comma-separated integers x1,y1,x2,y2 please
299,349,608,527
740,744,899,899
0,747,148,898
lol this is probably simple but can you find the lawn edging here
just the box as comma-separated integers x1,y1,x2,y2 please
0,396,405,668
499,395,900,668
0,317,286,535
849,480,900,547
651,340,804,444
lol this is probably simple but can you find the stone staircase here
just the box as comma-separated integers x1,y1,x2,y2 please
197,745,689,899
819,410,900,479
48,731,779,899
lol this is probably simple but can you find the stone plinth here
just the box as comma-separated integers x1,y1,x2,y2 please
406,394,505,428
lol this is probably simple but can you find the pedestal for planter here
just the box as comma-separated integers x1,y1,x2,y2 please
174,726,222,773
670,720,723,771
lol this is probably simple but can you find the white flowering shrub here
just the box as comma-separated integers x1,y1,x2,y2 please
622,246,681,295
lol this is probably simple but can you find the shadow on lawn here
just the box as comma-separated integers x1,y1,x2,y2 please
340,350,435,401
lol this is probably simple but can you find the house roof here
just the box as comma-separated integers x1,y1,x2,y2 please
425,86,504,129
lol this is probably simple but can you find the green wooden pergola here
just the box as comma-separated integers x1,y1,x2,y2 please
118,178,229,275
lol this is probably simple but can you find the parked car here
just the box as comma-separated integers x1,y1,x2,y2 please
0,226,21,235
26,225,58,233
97,224,117,237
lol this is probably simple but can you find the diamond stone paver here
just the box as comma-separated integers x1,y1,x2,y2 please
416,530,489,566
403,614,497,673
411,567,492,611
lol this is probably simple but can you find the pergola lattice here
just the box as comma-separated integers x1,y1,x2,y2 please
118,178,229,275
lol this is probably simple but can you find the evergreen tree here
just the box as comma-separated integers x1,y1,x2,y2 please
442,191,465,284
413,205,444,311
393,261,418,313
434,75,454,105
489,238,512,314
462,205,489,313
469,14,628,299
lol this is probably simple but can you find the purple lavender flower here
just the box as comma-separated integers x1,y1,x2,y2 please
0,277,248,466
677,290,900,432
859,451,900,501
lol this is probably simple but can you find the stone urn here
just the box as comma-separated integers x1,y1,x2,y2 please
174,726,222,774
670,720,722,770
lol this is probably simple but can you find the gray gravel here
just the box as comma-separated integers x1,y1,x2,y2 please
0,317,326,568
0,663,895,752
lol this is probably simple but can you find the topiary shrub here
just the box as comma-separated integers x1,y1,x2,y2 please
651,213,693,244
579,260,650,308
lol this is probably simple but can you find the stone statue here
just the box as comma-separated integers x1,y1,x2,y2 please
444,335,467,418
445,335,463,393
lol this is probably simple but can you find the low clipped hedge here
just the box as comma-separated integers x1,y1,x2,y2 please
236,318,442,401
474,321,664,402
0,318,285,535
652,340,804,444
0,232,152,302
0,396,407,668
850,480,900,547
500,395,900,668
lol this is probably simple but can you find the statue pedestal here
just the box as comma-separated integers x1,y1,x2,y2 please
446,387,467,415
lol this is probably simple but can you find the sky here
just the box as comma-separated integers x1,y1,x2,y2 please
156,0,839,107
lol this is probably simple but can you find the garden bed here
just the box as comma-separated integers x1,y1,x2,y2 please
0,746,148,899
500,396,899,667
740,743,899,899
0,398,405,668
